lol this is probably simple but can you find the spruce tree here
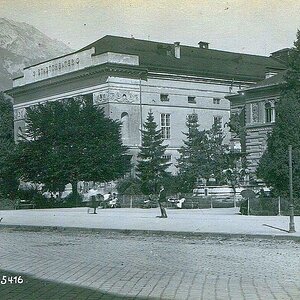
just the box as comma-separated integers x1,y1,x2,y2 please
177,115,231,192
257,30,300,198
177,114,208,192
136,111,171,194
206,123,229,184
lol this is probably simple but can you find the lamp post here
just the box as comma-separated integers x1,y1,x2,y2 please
278,196,281,216
288,145,296,233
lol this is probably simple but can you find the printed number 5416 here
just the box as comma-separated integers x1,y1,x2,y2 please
1,276,24,284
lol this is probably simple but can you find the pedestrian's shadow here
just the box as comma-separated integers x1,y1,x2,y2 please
0,268,153,300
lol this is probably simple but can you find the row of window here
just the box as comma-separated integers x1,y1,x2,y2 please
17,113,223,141
120,112,223,140
160,94,221,105
160,113,223,139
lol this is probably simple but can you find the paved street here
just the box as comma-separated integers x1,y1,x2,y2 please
0,229,299,300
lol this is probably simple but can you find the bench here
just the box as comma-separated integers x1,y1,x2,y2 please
15,200,35,210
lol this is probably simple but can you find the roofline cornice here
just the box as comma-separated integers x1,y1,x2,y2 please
6,63,148,97
243,82,284,92
148,71,255,85
144,64,273,82
226,82,284,101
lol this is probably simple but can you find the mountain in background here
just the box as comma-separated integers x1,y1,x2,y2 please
0,18,72,91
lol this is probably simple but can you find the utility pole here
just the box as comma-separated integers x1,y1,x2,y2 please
288,145,296,233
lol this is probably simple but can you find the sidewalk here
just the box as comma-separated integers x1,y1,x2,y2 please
0,207,299,238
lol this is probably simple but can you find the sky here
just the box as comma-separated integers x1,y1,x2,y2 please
1,0,300,56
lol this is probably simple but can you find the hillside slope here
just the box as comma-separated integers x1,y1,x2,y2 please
0,18,72,91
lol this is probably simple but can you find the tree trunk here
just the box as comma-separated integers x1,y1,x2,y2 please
57,191,62,202
71,181,79,207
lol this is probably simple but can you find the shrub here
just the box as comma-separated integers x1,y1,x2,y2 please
61,193,84,208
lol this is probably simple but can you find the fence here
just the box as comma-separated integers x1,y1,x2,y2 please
119,194,151,208
118,194,238,209
240,196,300,216
119,194,300,215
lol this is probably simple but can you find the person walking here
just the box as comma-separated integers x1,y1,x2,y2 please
157,185,168,218
90,195,98,214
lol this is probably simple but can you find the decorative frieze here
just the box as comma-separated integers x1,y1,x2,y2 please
93,90,139,105
264,99,276,105
14,108,26,121
251,103,259,123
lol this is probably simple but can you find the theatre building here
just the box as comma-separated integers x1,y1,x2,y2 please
7,35,286,174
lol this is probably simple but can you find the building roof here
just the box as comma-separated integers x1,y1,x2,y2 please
225,69,287,104
78,35,286,82
244,69,287,91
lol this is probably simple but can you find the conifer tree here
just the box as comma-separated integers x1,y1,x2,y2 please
136,111,171,194
257,30,300,197
177,114,208,192
0,92,19,199
177,115,230,192
206,123,229,184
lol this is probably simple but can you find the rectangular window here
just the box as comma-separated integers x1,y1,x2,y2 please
265,110,272,123
162,154,171,161
160,94,169,102
265,103,275,123
188,96,196,104
213,116,223,128
213,98,221,104
161,113,171,139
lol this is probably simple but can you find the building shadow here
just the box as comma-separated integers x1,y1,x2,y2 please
0,268,152,300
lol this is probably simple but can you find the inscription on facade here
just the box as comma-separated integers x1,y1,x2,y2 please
32,58,80,79
93,91,139,105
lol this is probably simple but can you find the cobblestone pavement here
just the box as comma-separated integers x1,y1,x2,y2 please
0,229,299,300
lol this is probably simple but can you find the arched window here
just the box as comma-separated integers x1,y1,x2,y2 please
121,112,129,140
265,102,275,123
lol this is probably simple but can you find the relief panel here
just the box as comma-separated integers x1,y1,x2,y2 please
14,107,26,121
93,90,139,105
251,103,259,123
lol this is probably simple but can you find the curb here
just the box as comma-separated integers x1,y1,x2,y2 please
1,224,299,241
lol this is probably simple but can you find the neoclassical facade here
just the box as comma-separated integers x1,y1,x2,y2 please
226,70,286,175
7,35,286,174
